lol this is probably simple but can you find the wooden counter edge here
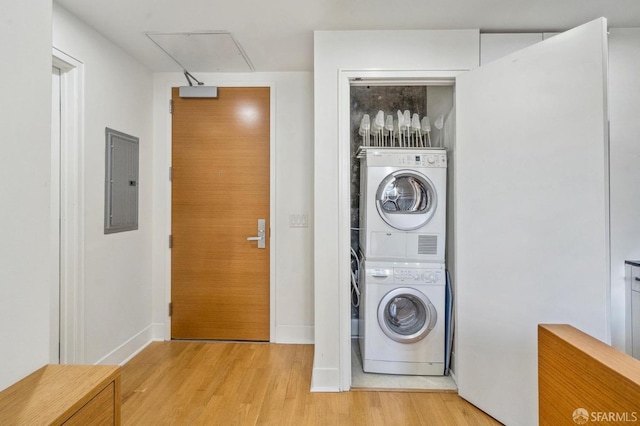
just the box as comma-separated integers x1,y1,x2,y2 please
0,364,121,426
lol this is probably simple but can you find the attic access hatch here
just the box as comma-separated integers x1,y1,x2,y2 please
146,31,255,73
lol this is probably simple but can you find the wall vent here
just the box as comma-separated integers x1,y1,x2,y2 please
417,235,437,255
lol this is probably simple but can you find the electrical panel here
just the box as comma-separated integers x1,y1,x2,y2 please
104,127,139,234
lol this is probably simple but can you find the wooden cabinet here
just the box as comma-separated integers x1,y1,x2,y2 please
0,365,120,425
539,324,640,425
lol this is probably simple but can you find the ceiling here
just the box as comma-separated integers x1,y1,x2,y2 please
55,0,640,72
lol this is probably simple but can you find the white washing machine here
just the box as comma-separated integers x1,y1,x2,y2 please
359,147,447,263
358,260,445,375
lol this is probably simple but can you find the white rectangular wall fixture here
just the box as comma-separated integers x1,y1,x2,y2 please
178,86,218,98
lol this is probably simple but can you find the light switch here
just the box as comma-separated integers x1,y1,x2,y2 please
289,213,308,228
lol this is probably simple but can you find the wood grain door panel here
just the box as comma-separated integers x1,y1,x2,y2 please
171,87,270,341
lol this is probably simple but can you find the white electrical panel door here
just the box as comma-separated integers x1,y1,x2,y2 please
456,18,609,426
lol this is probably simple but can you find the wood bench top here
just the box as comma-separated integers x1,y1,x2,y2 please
0,364,120,426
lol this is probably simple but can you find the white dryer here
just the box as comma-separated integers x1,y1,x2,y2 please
358,260,445,376
359,148,447,262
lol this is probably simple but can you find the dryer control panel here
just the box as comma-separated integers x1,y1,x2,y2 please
395,268,443,285
398,153,447,168
365,149,447,168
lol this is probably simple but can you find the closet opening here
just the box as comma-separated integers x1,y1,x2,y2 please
340,75,459,391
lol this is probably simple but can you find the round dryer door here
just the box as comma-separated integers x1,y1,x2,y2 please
377,287,437,343
375,170,437,231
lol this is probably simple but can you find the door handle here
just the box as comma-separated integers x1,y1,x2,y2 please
370,270,391,278
247,219,266,249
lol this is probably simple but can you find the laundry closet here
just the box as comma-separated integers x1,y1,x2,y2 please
348,83,457,389
314,18,614,425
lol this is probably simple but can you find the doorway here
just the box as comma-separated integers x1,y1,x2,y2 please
170,87,271,341
346,79,457,391
336,71,462,391
52,49,85,364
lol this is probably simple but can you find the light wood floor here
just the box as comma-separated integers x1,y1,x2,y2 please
121,341,500,425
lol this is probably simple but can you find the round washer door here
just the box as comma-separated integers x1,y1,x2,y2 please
377,287,437,343
375,170,437,231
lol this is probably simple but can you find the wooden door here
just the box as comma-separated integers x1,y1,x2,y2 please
455,18,608,425
171,87,270,341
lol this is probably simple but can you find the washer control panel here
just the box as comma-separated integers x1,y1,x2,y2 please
395,268,443,284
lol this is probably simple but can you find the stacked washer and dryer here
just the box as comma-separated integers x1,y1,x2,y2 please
358,147,448,376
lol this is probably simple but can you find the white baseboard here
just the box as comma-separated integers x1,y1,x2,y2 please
95,323,163,366
450,369,458,386
310,367,340,392
150,322,165,341
449,350,456,379
275,325,314,344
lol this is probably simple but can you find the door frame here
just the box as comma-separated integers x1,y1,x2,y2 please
51,64,60,364
337,69,461,390
52,47,86,364
163,81,277,341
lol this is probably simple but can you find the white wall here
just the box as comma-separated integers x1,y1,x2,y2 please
53,4,155,364
313,29,479,391
609,28,640,352
0,0,52,391
480,33,542,65
152,72,315,343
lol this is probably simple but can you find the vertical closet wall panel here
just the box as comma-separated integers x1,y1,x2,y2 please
455,18,609,426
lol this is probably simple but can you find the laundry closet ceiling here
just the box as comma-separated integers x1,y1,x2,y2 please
55,0,640,72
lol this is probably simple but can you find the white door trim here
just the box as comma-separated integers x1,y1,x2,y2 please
51,65,61,364
163,81,277,341
52,47,85,364
337,69,461,391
